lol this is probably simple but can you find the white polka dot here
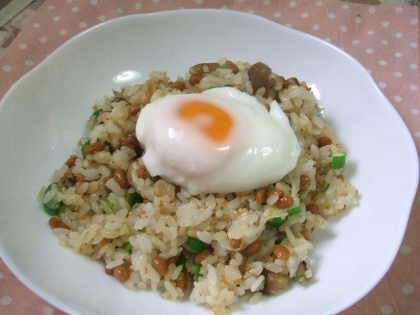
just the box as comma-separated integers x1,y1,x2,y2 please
395,32,403,39
0,271,3,279
400,245,412,254
411,109,419,115
366,48,374,54
355,16,362,24
410,84,418,91
368,7,376,14
328,13,336,19
352,40,359,45
0,296,12,305
379,60,387,66
395,7,403,13
395,52,403,58
342,3,349,9
410,42,418,48
409,63,418,69
402,283,414,295
48,5,55,10
43,306,55,315
381,305,393,315
39,36,47,43
33,22,40,28
53,16,60,22
116,8,124,14
25,60,34,67
367,30,375,35
59,30,67,36
394,71,402,77
316,1,323,6
135,2,142,10
301,13,309,18
263,0,270,5
90,0,98,5
381,40,389,46
378,82,387,88
79,22,87,28
313,24,320,31
340,26,347,32
3,65,11,72
410,18,418,25
290,1,297,7
71,6,79,12
274,12,281,18
19,43,27,49
67,0,73,2
382,21,390,27
98,16,106,22
153,0,160,3
394,95,402,102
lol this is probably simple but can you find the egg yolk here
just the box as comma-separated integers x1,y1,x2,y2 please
177,101,233,142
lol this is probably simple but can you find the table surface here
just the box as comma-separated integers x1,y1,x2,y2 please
0,1,419,315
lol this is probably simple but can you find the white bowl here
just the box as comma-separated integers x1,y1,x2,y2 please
0,9,418,315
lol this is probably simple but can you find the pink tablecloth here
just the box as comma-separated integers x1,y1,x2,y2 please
0,1,419,314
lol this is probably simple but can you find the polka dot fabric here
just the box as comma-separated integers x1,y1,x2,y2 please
0,1,419,314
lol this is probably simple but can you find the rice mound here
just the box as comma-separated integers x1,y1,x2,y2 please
40,59,359,315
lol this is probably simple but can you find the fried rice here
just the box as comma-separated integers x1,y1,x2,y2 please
40,58,359,315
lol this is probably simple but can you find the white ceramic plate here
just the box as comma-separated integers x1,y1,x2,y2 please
0,9,418,315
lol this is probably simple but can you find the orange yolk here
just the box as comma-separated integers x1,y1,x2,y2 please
178,100,233,142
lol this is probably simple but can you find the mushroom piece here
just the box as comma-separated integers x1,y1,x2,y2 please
262,269,289,295
248,61,272,91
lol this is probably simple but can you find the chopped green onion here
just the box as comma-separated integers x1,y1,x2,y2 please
176,256,187,269
331,153,346,169
123,242,133,252
185,236,205,252
81,140,91,159
287,206,302,216
101,197,114,214
126,192,143,206
42,182,64,216
267,217,287,228
275,235,286,244
295,273,306,283
322,184,330,192
91,109,103,119
222,64,230,69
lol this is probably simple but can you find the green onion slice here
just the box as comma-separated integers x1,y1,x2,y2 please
185,236,205,252
91,109,103,119
81,140,91,160
322,184,330,192
176,256,187,269
267,217,287,228
101,197,114,214
42,182,64,216
331,153,346,169
126,192,143,206
123,242,133,252
287,206,302,216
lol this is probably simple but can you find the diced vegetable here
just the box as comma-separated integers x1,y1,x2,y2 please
42,182,64,216
322,184,330,192
267,217,287,228
123,242,133,252
101,197,114,214
331,153,346,169
81,140,91,159
287,206,302,216
90,109,103,119
185,236,205,252
176,256,187,269
126,192,143,206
